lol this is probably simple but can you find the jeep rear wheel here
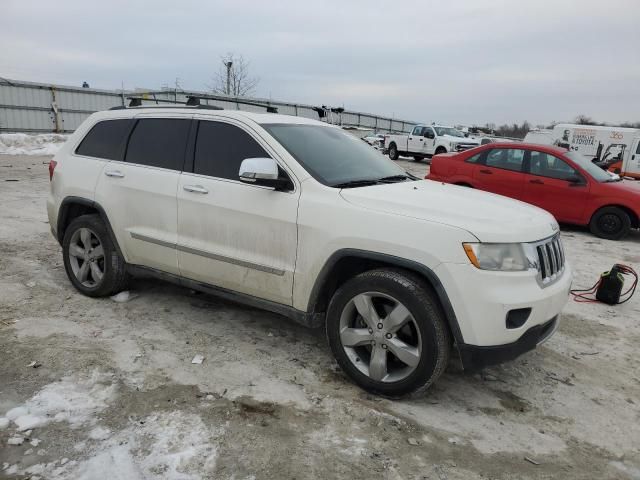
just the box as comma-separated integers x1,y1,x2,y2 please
326,269,450,397
62,214,128,297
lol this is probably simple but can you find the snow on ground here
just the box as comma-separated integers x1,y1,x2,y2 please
0,133,68,155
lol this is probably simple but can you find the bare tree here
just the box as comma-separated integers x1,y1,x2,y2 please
209,53,259,97
574,114,597,125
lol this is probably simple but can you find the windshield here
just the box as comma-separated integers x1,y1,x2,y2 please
263,124,407,187
434,127,465,137
565,151,613,182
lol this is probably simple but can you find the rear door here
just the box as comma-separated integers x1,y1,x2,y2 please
176,118,299,305
625,138,640,177
94,115,192,275
472,147,527,199
522,151,589,223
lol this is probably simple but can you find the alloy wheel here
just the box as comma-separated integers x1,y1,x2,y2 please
339,292,422,383
68,227,105,287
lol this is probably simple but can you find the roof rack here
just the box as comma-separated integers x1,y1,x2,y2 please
109,94,278,113
109,96,223,110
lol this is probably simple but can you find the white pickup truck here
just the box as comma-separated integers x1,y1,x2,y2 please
385,125,480,161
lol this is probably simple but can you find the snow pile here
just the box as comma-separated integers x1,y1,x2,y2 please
64,411,221,480
3,371,116,432
0,133,69,155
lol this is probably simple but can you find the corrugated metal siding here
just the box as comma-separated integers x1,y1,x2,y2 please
0,79,417,134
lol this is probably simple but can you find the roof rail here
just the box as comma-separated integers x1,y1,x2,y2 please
109,94,279,113
181,93,279,113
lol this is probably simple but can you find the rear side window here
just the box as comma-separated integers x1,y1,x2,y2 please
466,152,483,164
485,148,526,172
75,119,132,160
194,121,269,179
125,119,191,170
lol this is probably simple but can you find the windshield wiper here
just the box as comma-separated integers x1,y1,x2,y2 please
377,174,415,183
332,179,380,188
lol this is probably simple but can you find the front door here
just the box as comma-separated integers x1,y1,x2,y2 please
408,126,426,154
176,118,299,305
522,151,589,223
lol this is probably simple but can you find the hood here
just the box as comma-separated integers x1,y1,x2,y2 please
340,180,558,243
442,134,479,145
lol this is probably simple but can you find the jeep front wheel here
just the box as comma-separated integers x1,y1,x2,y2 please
326,269,450,397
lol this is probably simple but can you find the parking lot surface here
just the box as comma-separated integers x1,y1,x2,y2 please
1,154,639,479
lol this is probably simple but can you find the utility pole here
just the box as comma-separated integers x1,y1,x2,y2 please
224,61,233,95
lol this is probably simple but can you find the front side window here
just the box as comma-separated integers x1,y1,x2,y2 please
76,119,132,160
194,121,270,180
125,119,190,170
263,124,407,187
485,148,526,172
565,151,611,182
529,151,577,180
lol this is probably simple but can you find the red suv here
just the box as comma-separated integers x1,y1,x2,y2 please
427,143,640,240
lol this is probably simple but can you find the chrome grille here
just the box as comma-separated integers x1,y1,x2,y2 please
534,234,565,286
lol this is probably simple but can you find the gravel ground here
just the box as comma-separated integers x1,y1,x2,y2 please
1,154,639,480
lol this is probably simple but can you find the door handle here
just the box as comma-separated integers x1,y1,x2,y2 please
529,179,544,185
104,170,125,178
419,138,423,141
479,169,493,174
183,184,208,194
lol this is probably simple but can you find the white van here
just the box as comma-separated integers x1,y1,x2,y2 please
552,124,639,164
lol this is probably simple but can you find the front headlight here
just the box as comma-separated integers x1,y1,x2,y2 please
463,243,536,271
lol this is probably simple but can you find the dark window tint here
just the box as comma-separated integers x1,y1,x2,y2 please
76,119,132,160
194,121,269,179
485,148,526,172
529,152,577,180
125,119,190,170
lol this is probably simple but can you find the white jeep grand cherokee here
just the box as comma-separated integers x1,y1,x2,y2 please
47,106,572,397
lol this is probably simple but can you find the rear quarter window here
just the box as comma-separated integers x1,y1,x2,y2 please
75,119,133,160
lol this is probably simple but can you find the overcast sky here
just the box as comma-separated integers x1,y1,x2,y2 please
2,0,639,125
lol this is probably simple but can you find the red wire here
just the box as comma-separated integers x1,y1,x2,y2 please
570,264,637,304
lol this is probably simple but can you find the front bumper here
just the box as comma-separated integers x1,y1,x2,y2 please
434,260,571,369
458,316,559,370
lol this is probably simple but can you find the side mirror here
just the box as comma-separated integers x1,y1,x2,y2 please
424,131,434,139
239,157,290,190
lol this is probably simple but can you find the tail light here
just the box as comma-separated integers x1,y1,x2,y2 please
49,160,57,181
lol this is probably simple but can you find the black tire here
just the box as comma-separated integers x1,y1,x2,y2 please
388,143,399,160
326,269,451,397
455,183,473,188
589,206,631,240
62,214,129,297
434,147,447,155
